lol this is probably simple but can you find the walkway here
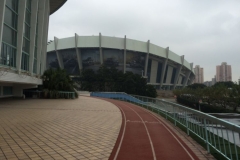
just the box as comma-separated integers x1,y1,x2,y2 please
0,97,121,160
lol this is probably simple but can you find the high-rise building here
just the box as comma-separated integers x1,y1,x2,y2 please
194,65,204,83
212,76,216,86
216,62,232,82
0,0,67,98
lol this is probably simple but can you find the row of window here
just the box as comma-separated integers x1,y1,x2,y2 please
47,49,187,85
1,0,40,73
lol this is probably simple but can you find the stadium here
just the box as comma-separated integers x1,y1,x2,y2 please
47,33,195,90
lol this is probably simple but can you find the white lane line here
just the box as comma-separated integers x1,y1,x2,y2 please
112,102,127,160
140,107,195,160
122,103,157,160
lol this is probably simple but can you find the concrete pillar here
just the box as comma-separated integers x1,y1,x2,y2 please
124,35,126,73
29,0,39,75
16,0,27,73
99,33,103,64
173,55,184,89
36,0,46,75
40,0,49,74
183,71,191,87
144,40,150,77
54,36,63,69
75,33,82,73
160,47,169,88
0,0,6,53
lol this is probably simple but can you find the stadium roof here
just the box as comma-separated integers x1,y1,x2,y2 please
50,0,67,15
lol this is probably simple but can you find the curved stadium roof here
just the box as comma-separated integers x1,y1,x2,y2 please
50,0,67,15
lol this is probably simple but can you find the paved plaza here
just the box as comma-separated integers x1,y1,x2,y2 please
0,97,122,160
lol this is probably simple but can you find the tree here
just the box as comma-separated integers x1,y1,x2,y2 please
187,83,207,89
42,68,74,91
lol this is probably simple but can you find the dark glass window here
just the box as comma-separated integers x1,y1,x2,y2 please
47,51,59,69
163,66,168,83
21,53,29,71
0,42,16,67
147,59,152,83
6,0,18,12
24,23,30,39
181,77,185,84
2,25,17,46
22,38,30,53
171,68,177,84
81,48,100,72
156,62,162,83
103,49,124,71
126,51,146,75
60,49,80,75
3,86,13,95
4,7,18,29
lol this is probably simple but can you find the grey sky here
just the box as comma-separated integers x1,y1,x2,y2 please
48,0,240,82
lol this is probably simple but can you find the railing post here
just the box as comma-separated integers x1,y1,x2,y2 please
174,106,176,126
185,112,189,135
204,118,210,153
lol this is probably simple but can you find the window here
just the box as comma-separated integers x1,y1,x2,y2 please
3,86,13,95
21,52,29,71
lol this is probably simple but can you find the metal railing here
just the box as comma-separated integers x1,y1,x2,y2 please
91,92,240,160
23,90,75,99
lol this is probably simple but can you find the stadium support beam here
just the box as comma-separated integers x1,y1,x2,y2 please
173,55,184,89
188,63,194,85
16,0,27,73
75,33,82,73
0,0,6,54
160,47,169,88
36,0,46,75
29,0,38,75
124,35,126,73
54,36,63,69
144,40,150,77
183,70,191,87
99,33,103,64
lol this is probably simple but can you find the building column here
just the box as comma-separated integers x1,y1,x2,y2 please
40,0,49,74
16,0,27,73
54,36,63,69
144,40,150,77
99,33,103,64
160,47,169,88
0,0,6,53
123,35,126,73
29,0,38,75
75,33,82,74
183,70,191,87
36,0,46,76
173,55,184,89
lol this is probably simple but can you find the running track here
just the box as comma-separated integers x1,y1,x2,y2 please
103,99,200,160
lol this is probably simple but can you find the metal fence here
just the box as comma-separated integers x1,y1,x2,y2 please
91,92,240,160
23,90,75,99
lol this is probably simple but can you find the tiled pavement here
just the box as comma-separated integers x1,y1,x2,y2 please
0,97,122,160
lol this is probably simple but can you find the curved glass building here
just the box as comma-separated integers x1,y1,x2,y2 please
0,0,67,98
47,33,195,90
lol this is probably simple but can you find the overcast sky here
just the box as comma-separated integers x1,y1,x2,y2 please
48,0,240,82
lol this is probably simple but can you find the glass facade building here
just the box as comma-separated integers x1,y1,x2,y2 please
47,34,195,90
0,0,67,98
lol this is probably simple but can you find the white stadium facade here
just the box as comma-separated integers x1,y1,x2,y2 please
0,0,67,98
47,33,195,90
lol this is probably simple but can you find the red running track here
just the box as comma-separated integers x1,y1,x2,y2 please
105,99,200,160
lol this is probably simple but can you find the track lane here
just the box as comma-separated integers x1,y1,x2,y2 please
104,98,199,160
